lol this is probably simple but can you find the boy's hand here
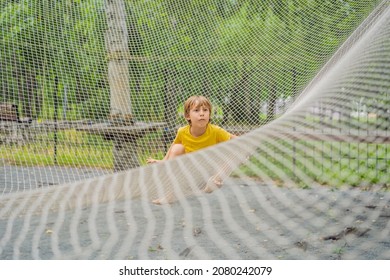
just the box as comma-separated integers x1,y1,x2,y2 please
146,158,161,164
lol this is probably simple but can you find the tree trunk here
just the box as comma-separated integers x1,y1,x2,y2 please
266,81,277,123
24,70,37,119
163,68,177,149
105,0,138,171
105,0,132,125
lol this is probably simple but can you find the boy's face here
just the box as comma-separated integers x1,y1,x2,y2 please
186,104,210,127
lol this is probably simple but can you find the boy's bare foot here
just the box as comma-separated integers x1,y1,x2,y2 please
152,194,176,205
203,175,223,193
152,175,224,204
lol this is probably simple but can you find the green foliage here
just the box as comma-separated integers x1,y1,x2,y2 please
1,0,379,122
1,0,107,120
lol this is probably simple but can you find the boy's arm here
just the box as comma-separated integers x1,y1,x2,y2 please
147,128,181,164
162,144,174,160
147,144,172,164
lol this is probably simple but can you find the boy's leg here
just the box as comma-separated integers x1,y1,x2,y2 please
203,161,234,193
203,154,249,193
152,144,185,204
203,174,223,193
166,144,185,159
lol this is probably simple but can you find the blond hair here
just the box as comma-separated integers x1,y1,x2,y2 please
184,95,212,124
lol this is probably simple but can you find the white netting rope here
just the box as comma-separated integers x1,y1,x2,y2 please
0,0,389,259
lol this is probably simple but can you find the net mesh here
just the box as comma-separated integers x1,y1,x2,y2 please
0,0,389,259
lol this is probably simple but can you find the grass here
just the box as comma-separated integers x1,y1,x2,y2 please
0,129,167,169
1,130,114,169
236,139,390,189
1,129,389,189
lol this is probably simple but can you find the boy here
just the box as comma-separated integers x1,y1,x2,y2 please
147,95,237,203
148,95,237,163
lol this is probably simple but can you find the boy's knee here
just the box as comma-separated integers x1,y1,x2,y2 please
170,144,185,157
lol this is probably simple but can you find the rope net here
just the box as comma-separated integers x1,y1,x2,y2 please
0,0,389,259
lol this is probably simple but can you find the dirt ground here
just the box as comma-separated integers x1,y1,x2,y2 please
0,177,389,260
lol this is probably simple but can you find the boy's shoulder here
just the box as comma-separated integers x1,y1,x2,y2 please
177,125,190,133
208,123,226,131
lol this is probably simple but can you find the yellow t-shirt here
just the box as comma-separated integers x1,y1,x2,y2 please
173,124,231,153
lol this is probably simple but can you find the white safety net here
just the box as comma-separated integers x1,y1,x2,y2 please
0,0,389,259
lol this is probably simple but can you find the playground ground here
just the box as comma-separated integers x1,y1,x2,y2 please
0,164,389,260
